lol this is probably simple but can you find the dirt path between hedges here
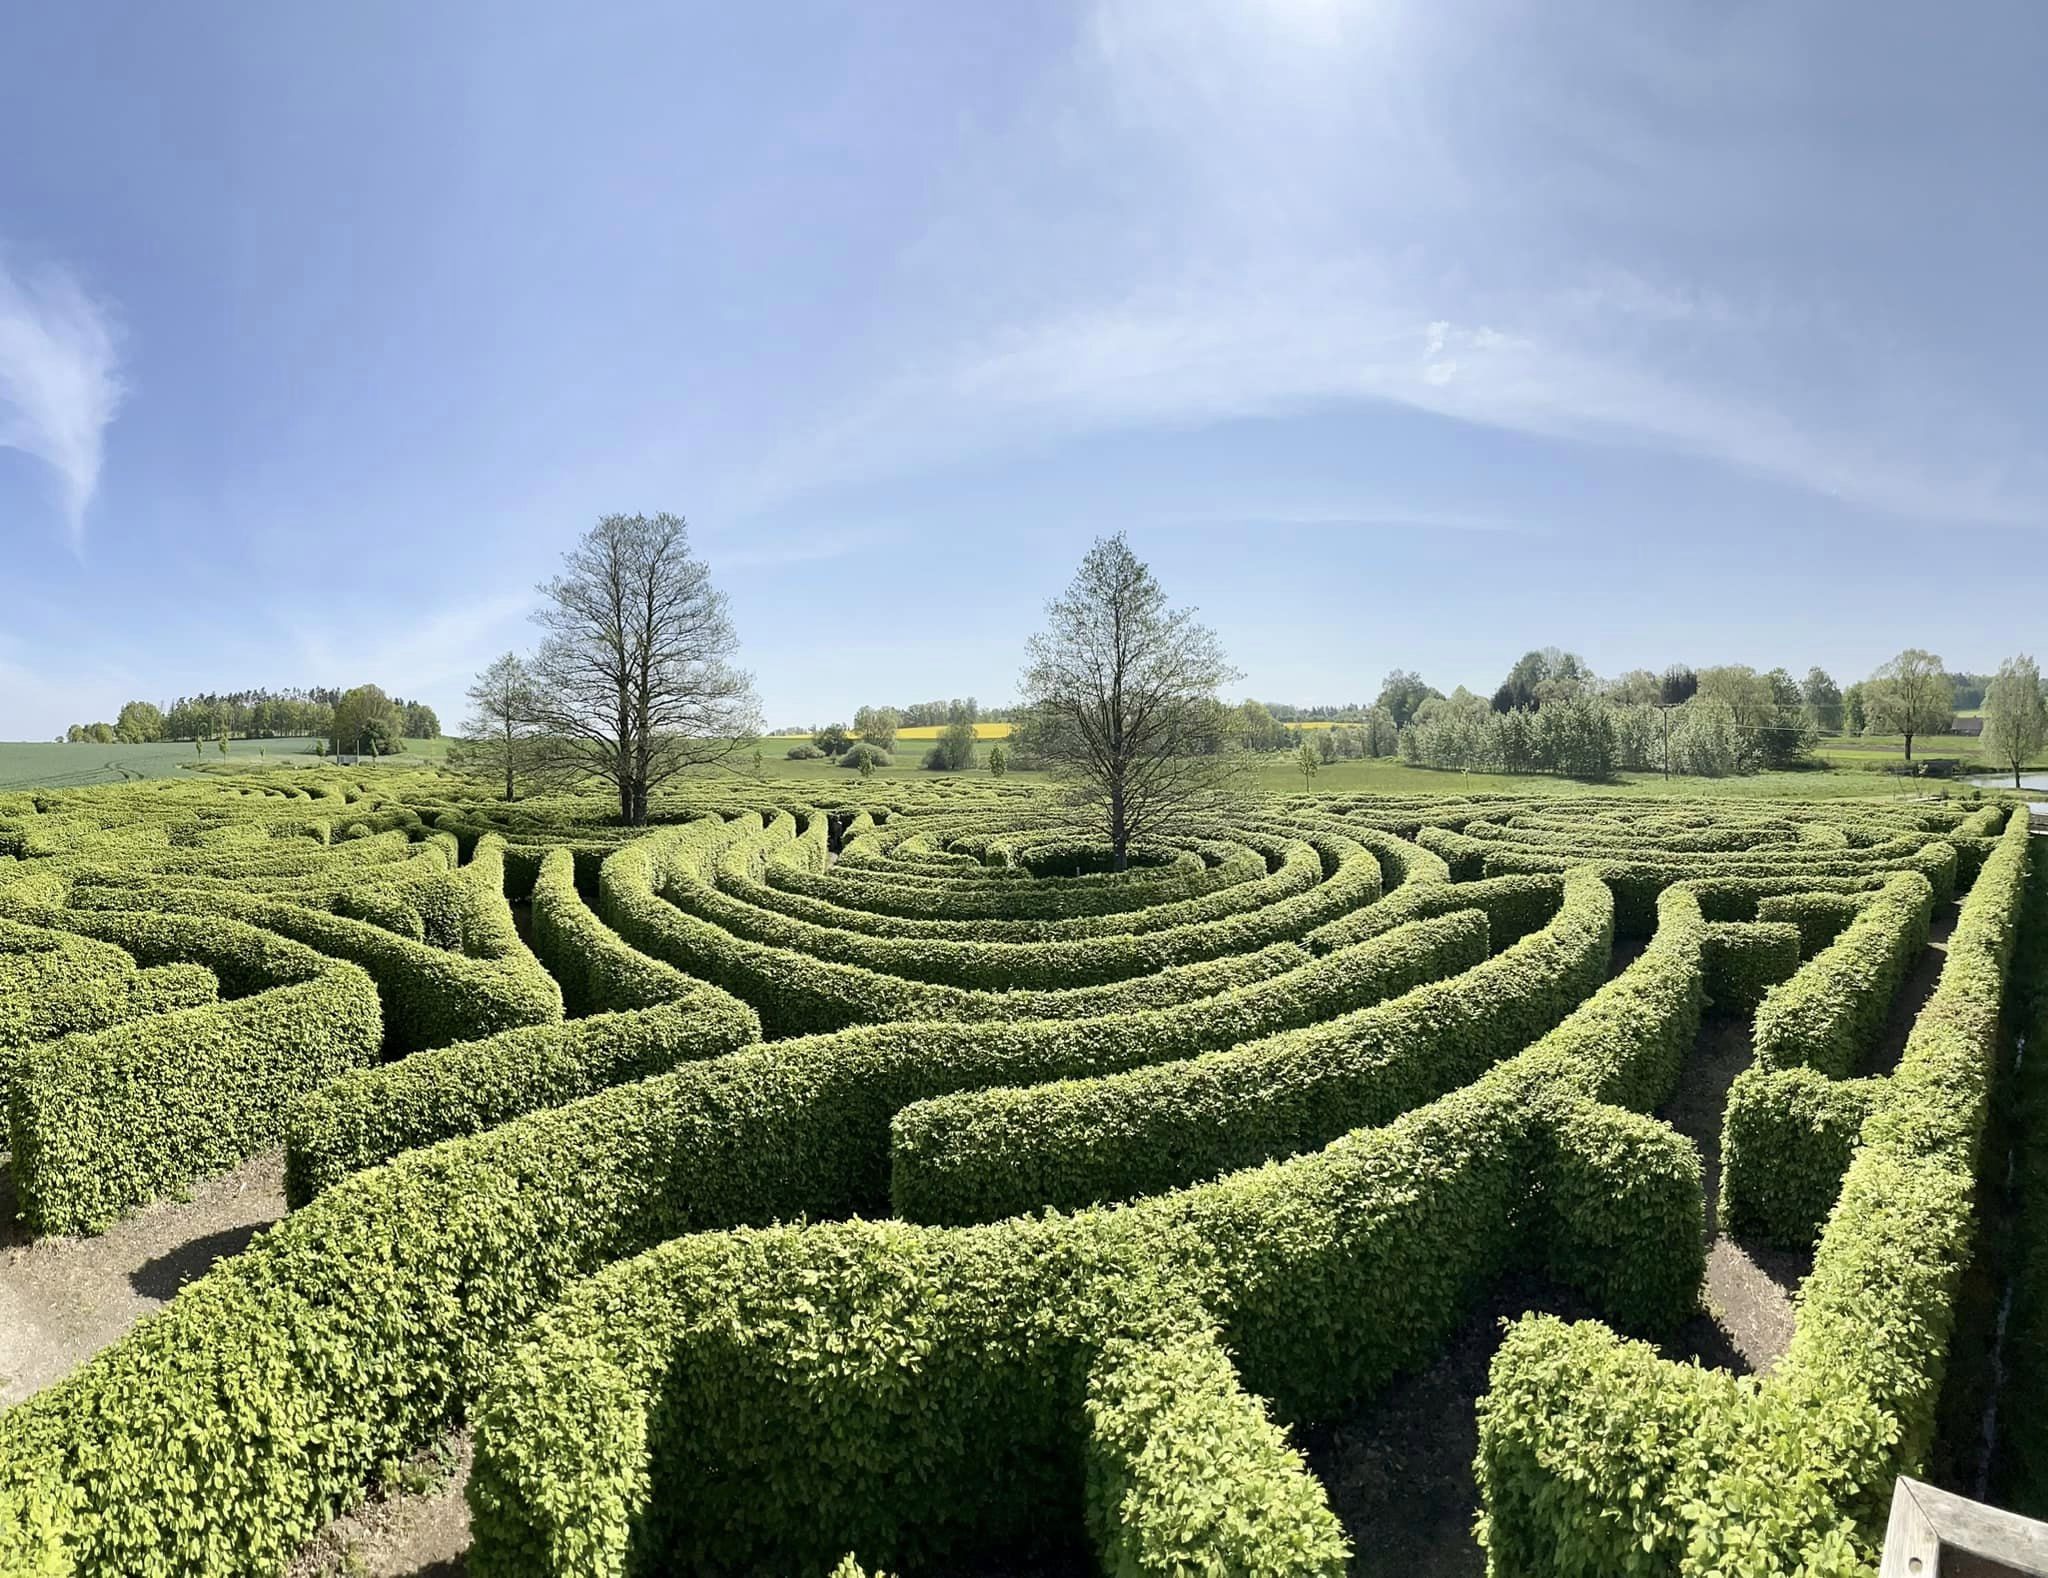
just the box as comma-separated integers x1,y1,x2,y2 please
0,1149,285,1408
1864,898,1958,1077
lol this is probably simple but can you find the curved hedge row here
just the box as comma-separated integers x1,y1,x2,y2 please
1476,808,2030,1575
601,823,1308,1037
888,871,1611,1223
58,835,562,1051
5,907,381,1235
457,871,1710,1576
1750,869,1934,1078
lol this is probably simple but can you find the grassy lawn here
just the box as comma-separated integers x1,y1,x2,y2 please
0,736,451,792
747,742,1977,802
10,730,2000,802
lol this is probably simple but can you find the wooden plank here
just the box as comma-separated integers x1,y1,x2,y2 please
1882,1477,2048,1576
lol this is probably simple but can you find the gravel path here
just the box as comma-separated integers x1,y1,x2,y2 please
0,1149,286,1407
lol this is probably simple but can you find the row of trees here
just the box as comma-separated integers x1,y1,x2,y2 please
62,689,438,748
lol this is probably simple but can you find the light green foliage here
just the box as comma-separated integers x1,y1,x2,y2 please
0,769,2012,1575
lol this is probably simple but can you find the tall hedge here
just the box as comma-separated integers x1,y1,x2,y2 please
889,876,1607,1223
1476,809,2029,1576
6,909,381,1235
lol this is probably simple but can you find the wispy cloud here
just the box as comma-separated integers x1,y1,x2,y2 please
0,255,123,548
745,0,2043,530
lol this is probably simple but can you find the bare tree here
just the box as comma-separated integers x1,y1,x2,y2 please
526,513,759,824
1867,648,1950,762
1017,533,1242,870
460,651,537,801
1983,654,2047,789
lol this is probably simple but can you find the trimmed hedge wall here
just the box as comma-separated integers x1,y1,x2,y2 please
1082,1325,1350,1577
1720,1066,1884,1248
1475,808,2030,1576
528,846,699,1016
1701,919,1801,1015
1751,869,1933,1078
0,829,1710,1576
888,875,1608,1223
461,896,1708,1575
1756,889,1871,957
59,836,562,1051
6,909,381,1235
283,993,764,1206
601,823,1307,1037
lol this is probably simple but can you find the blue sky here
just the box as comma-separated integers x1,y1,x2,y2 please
2,1,2042,738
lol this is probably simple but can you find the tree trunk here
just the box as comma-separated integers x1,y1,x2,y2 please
1110,781,1127,872
1905,733,1914,762
618,779,636,825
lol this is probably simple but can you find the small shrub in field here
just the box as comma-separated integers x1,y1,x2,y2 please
840,744,892,771
785,744,826,760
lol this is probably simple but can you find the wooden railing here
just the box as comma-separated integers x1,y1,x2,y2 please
1882,1477,2048,1576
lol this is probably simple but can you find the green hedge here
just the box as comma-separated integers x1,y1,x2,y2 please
1304,872,1560,955
1081,1325,1351,1578
602,823,1306,1037
888,877,1606,1223
0,839,1705,1576
6,909,381,1235
283,992,763,1206
0,914,218,1097
1993,841,2048,1514
1475,809,2030,1576
1751,870,1933,1078
528,846,699,1015
660,812,1383,990
61,837,562,1052
1701,919,1801,1015
1720,1066,1884,1248
730,826,1327,943
456,909,1713,1578
1755,889,1871,957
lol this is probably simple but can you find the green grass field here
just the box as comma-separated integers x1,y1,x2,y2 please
751,738,1988,801
0,736,452,792
8,729,2012,801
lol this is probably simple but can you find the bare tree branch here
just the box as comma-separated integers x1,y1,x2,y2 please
1017,533,1245,869
523,512,760,823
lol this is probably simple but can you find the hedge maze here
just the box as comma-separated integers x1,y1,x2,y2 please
0,772,2030,1575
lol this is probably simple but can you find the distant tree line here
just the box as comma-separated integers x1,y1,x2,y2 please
63,687,438,749
1230,646,2039,781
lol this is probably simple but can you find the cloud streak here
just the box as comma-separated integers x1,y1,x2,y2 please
746,0,2044,530
0,255,123,548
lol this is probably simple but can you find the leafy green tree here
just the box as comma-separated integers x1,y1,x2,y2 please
1801,668,1844,733
1316,729,1338,764
814,723,853,757
1374,670,1438,729
852,706,899,751
332,684,405,757
987,743,1007,777
1236,700,1290,753
115,701,164,743
87,721,115,744
1983,655,2048,788
1843,681,1868,735
1867,649,1950,761
1297,740,1319,787
922,718,978,771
